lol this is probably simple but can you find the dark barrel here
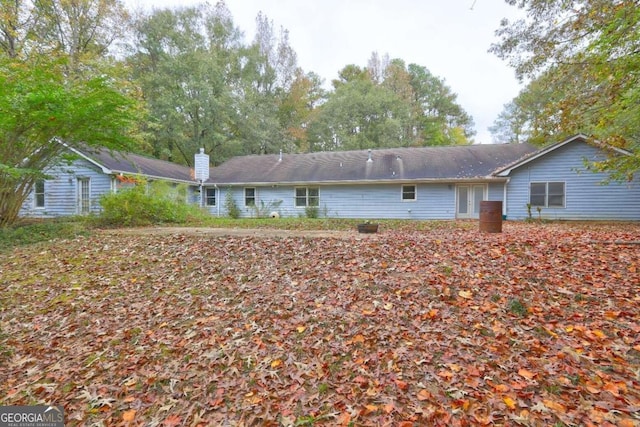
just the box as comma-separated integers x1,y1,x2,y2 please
479,201,503,233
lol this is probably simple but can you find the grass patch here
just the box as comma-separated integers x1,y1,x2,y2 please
0,218,91,252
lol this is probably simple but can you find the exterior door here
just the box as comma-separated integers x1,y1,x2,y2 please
457,184,486,219
77,178,91,214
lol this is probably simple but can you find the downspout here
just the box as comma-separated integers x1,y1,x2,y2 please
503,178,510,219
215,184,219,217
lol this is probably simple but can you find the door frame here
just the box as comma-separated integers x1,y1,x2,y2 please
77,177,91,215
456,184,487,219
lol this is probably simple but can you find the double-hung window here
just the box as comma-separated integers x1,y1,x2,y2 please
245,188,256,206
205,188,216,206
34,179,45,208
530,182,565,208
402,184,416,201
295,187,319,207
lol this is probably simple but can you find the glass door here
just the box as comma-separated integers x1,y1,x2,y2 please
77,178,91,214
457,184,486,219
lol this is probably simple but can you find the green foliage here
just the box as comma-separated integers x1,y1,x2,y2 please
224,190,241,219
491,0,640,175
0,55,139,227
98,182,204,227
507,298,528,317
308,60,474,150
0,219,91,252
250,199,283,218
304,205,319,219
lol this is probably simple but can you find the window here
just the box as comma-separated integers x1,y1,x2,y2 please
530,182,565,207
295,187,319,207
245,188,256,206
402,185,416,201
205,188,216,206
34,179,45,208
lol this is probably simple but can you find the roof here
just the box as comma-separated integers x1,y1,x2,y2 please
69,145,194,183
207,143,538,185
494,134,632,177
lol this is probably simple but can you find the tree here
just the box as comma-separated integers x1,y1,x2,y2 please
129,5,305,163
0,57,138,227
129,3,243,165
407,64,475,146
491,0,640,176
0,0,139,227
308,65,410,151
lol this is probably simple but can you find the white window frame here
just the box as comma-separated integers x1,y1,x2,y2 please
401,184,416,201
34,179,45,208
244,187,256,207
530,182,565,208
295,187,320,208
205,187,216,206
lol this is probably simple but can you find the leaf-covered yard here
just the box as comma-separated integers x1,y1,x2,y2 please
1,222,639,426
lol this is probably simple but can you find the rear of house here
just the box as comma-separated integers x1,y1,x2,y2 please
20,135,639,222
199,144,537,220
20,145,198,219
497,135,640,220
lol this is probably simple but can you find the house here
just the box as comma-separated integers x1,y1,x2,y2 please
199,143,538,220
495,134,640,220
20,134,640,221
19,144,197,218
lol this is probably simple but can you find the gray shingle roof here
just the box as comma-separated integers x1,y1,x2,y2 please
77,146,194,183
207,144,538,185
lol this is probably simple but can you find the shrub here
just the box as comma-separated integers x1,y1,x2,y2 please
98,182,203,226
224,190,241,219
304,205,319,219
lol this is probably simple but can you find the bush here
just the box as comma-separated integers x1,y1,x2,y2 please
98,182,204,226
304,205,319,218
224,190,241,219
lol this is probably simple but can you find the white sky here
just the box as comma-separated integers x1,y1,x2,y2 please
126,0,525,144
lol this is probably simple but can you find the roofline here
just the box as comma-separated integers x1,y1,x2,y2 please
204,177,509,187
61,141,112,174
110,171,196,185
494,134,632,177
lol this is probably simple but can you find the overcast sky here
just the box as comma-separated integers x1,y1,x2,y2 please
126,0,525,144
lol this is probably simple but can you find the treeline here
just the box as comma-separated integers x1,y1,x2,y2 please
1,1,475,167
128,3,475,165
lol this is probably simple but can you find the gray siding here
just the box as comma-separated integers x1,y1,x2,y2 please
20,159,113,218
506,141,640,220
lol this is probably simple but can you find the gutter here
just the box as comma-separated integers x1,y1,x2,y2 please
204,177,510,187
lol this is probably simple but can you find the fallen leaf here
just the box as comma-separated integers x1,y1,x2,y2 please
458,290,473,299
122,409,136,422
417,389,432,401
271,359,282,368
518,368,536,380
503,396,517,410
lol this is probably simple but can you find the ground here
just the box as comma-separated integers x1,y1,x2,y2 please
0,222,639,426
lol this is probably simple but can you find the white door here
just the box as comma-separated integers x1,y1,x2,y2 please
77,178,91,214
457,184,486,219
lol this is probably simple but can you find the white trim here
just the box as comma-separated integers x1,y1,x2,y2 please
495,134,632,177
294,186,320,208
205,187,217,207
244,187,256,207
401,184,417,201
63,143,112,174
456,183,487,219
529,181,566,208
